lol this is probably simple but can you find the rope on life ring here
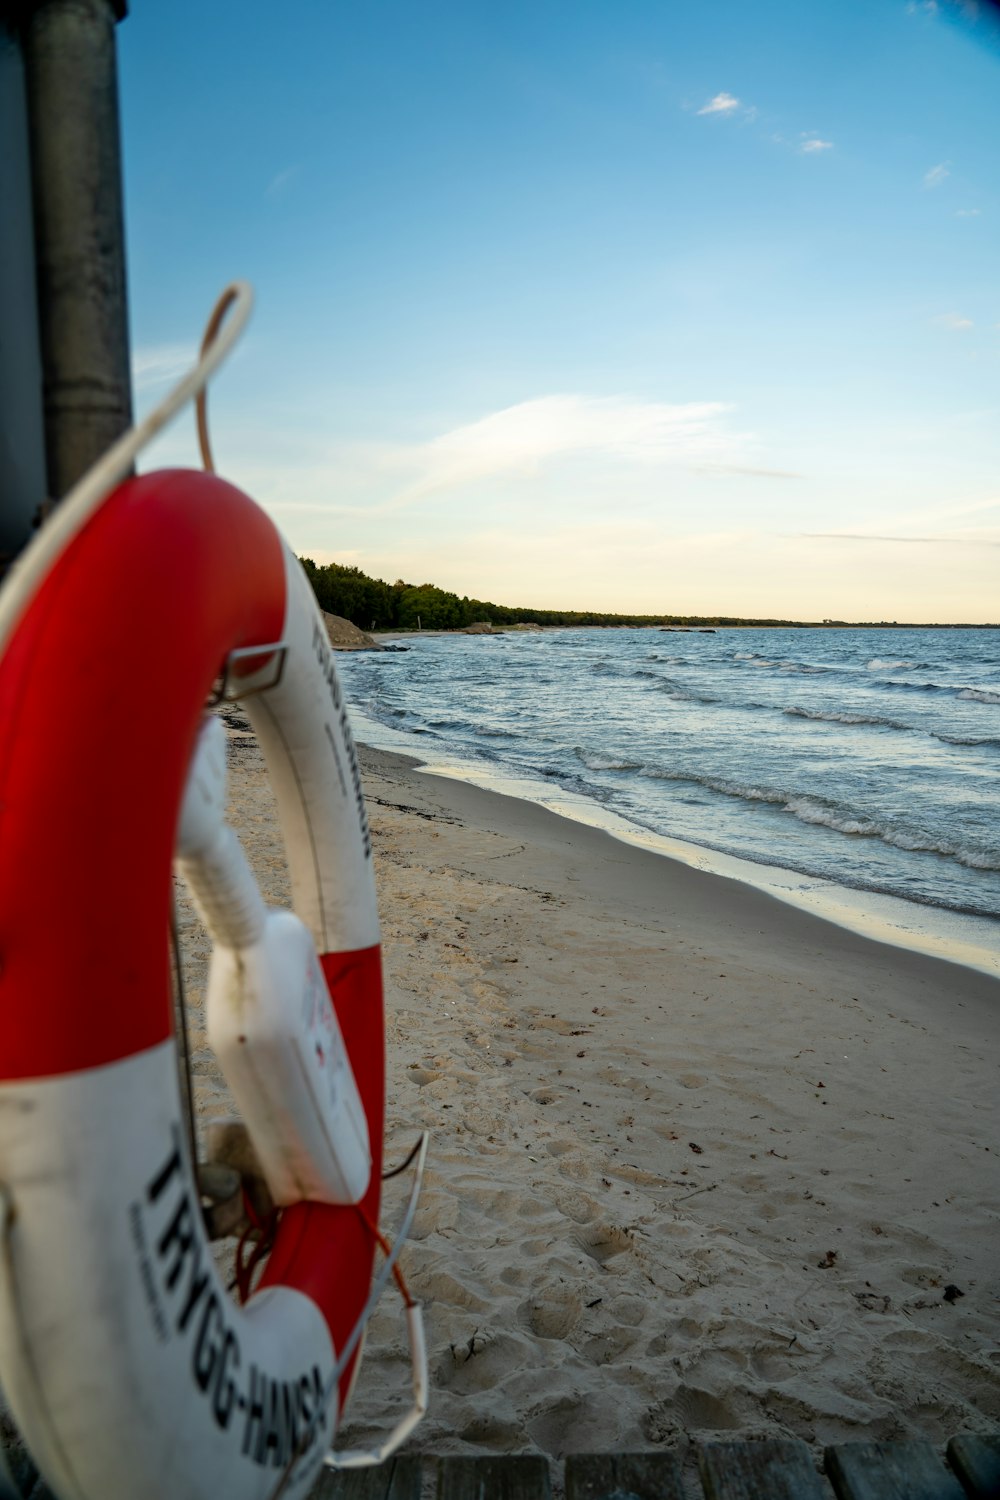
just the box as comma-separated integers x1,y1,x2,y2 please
0,288,426,1499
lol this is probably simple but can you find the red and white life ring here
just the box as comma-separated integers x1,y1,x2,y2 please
0,469,384,1499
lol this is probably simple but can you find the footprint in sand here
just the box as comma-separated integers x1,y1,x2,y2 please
574,1224,636,1264
410,1191,460,1239
544,1138,574,1157
557,1156,592,1183
521,1283,583,1339
672,1381,747,1431
605,1292,648,1327
526,1391,624,1453
436,1330,532,1396
407,1066,440,1086
457,1412,524,1450
549,1186,599,1223
582,1324,642,1365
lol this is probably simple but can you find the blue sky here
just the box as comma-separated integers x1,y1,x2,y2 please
120,1,999,621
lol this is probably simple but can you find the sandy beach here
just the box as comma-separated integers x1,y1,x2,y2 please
176,709,1000,1473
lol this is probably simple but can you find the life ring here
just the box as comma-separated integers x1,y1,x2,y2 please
0,469,384,1498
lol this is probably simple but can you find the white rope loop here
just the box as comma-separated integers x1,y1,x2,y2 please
0,281,253,658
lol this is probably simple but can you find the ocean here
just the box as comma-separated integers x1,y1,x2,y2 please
337,626,1000,973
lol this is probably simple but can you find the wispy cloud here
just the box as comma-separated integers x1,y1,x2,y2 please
956,208,982,217
801,497,1000,548
266,165,301,197
227,395,757,522
696,98,829,152
803,531,1000,547
695,464,802,479
131,343,196,392
933,312,973,330
697,92,741,116
923,162,950,189
388,395,744,505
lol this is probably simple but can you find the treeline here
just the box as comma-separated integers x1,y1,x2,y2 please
299,558,998,631
299,560,480,630
298,558,823,631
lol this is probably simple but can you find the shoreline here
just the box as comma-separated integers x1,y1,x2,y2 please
350,713,1000,982
359,743,1000,1007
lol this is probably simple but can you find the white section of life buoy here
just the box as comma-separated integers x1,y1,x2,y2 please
244,541,379,957
0,1044,336,1500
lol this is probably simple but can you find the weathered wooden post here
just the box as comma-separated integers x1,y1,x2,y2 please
0,0,131,575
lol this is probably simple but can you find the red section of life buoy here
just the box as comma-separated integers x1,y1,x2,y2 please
0,469,286,1080
264,945,385,1396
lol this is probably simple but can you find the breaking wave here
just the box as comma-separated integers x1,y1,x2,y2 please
784,706,908,730
627,766,1000,872
575,750,644,773
879,677,1000,700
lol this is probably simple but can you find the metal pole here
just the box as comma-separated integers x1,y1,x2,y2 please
19,0,132,502
0,22,47,570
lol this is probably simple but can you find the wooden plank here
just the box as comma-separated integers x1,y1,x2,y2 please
947,1436,1000,1498
564,1451,686,1500
825,1441,965,1500
310,1455,423,1500
438,1454,552,1500
698,1439,827,1500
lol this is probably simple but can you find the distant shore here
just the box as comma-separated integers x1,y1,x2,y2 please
369,622,1000,638
303,552,997,633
